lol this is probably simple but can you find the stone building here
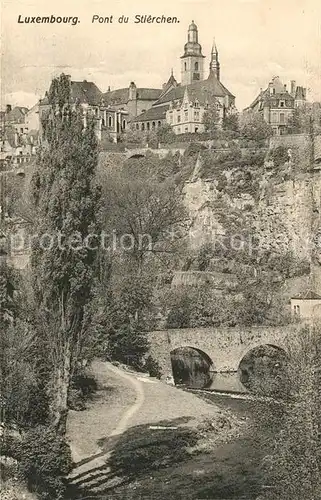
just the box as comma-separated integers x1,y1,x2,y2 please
291,291,321,319
245,76,307,135
39,79,129,143
132,21,236,134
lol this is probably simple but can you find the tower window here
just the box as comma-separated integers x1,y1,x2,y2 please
184,62,187,71
194,62,199,71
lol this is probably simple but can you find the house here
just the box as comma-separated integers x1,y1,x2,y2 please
245,76,307,135
290,291,321,319
39,78,129,143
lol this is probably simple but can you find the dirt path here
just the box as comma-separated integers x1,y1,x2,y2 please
68,361,222,483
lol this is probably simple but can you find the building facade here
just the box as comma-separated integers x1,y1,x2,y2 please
39,79,129,143
245,76,307,135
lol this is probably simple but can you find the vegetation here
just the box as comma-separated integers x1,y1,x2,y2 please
256,324,321,499
31,73,102,435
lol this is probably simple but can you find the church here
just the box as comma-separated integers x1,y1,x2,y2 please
131,21,236,134
38,21,236,142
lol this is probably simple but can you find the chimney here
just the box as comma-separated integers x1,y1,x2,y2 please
291,80,296,96
6,104,12,114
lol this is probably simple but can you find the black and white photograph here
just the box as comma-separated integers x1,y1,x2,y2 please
1,0,321,498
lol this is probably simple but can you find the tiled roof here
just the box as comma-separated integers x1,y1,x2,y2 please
70,81,102,105
153,71,234,106
133,105,169,122
292,290,321,300
102,87,162,106
103,88,129,106
248,88,294,109
6,107,29,123
40,81,102,106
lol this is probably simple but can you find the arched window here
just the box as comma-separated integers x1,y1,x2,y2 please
147,122,150,131
158,121,161,127
194,62,199,71
152,121,156,129
141,123,145,131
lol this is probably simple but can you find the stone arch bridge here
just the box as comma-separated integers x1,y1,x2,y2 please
148,325,297,392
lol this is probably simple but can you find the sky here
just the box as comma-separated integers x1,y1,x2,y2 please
1,0,321,110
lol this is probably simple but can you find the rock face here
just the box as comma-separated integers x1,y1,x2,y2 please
182,138,321,291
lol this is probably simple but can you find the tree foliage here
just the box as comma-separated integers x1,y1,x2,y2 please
30,73,101,434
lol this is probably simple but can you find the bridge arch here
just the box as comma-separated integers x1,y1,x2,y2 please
170,345,214,388
238,343,288,395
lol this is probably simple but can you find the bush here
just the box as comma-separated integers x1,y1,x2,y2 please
17,426,72,500
143,355,162,378
107,323,150,369
68,370,98,410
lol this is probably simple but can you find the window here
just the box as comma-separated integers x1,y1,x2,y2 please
169,113,173,124
194,111,200,121
294,305,300,316
184,111,188,121
194,62,199,71
20,128,24,133
136,124,139,130
122,120,126,129
184,62,187,71
272,113,277,123
280,100,285,108
280,113,285,124
108,116,112,127
147,122,150,131
195,127,198,133
177,115,181,123
158,121,162,127
177,127,181,134
152,121,156,129
185,127,188,132
141,123,145,131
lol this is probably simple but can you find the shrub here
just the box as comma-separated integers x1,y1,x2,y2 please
143,355,162,378
17,426,72,500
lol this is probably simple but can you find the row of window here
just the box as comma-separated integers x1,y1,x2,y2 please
135,121,163,131
184,62,199,71
169,111,200,124
175,126,199,134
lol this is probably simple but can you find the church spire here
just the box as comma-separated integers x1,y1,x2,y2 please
209,38,220,80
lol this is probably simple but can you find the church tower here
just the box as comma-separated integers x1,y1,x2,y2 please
181,21,205,85
209,40,220,80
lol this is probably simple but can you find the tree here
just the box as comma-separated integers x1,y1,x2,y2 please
30,74,101,434
223,113,239,136
288,103,321,135
259,324,321,499
100,155,188,273
239,112,273,142
156,123,176,145
202,103,220,137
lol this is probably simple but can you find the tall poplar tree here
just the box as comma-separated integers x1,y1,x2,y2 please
31,74,101,434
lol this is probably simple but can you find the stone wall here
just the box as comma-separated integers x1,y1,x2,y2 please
148,325,297,378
